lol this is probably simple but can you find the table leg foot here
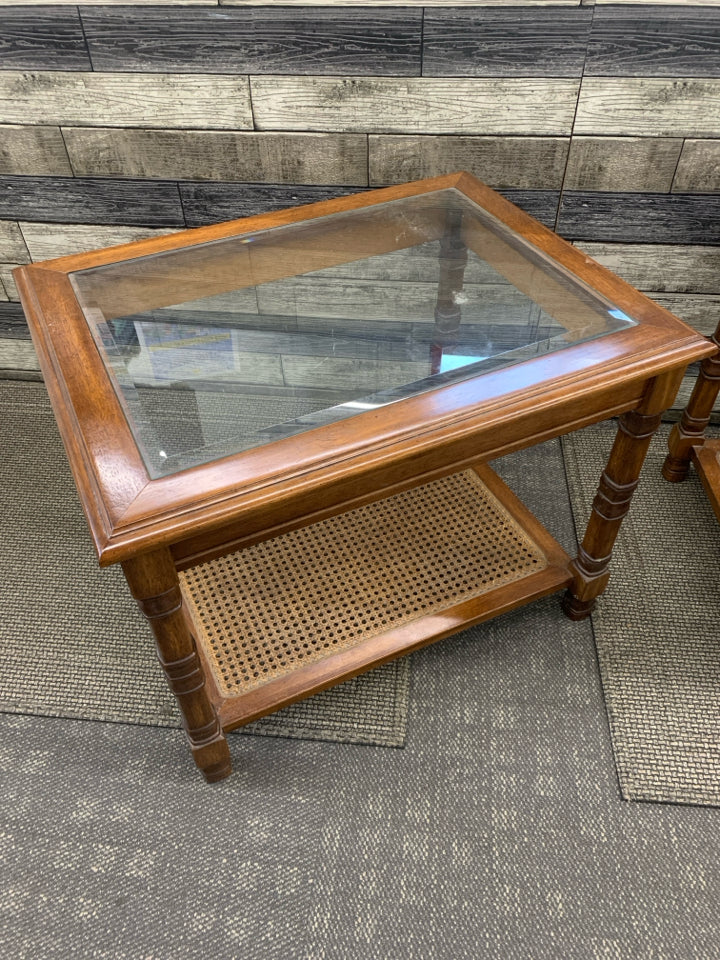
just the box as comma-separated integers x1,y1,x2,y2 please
123,549,230,784
191,733,232,783
561,591,595,621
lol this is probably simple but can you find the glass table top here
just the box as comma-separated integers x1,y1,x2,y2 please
69,188,635,479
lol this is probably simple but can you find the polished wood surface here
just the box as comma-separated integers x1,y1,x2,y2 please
663,319,720,483
13,172,714,781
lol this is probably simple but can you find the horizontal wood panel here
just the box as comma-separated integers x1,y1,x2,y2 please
178,181,560,230
559,192,720,244
0,7,90,71
0,71,253,130
564,136,682,192
672,139,720,193
0,124,73,176
63,128,368,185
81,7,422,76
255,276,533,323
0,176,185,227
575,78,720,137
577,242,720,294
423,8,591,78
0,337,38,370
19,223,176,263
0,264,19,300
369,135,568,189
650,294,720,337
586,6,720,77
250,77,580,135
179,182,361,227
0,301,31,337
0,220,29,263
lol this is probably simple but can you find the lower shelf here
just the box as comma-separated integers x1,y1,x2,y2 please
179,462,573,731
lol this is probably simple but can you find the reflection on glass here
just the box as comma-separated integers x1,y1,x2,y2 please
70,188,636,478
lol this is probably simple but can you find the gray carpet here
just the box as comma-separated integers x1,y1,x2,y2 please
4,437,720,960
563,423,720,806
0,380,409,747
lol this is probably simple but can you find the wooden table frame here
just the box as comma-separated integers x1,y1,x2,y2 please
663,317,720,517
14,173,714,783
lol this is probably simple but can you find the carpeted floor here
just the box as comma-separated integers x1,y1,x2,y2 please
0,379,409,747
3,379,720,806
3,431,720,960
563,423,720,806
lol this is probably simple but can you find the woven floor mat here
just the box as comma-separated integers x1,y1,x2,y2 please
0,380,409,747
563,422,720,806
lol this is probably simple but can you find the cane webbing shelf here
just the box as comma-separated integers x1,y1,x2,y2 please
180,462,573,730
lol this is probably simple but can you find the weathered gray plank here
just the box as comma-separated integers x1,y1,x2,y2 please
280,354,430,392
14,1,216,5
672,140,720,194
564,136,682,192
0,276,7,301
0,176,185,227
423,8,591,78
0,72,252,129
0,7,90,71
256,277,534,324
586,6,720,77
575,78,720,137
222,0,579,5
18,223,175,263
0,124,73,176
369,135,568,189
577,242,720,294
559,192,720,244
594,0,718,4
651,294,720,337
501,190,559,229
80,7,422,76
0,301,30,337
0,264,19,300
0,338,39,371
250,77,581,135
0,124,72,177
0,220,29,263
179,182,359,227
62,128,368,185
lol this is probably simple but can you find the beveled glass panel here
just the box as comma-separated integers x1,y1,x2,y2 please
70,188,635,478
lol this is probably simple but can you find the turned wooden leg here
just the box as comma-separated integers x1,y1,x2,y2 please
563,369,684,621
122,548,231,783
663,323,720,482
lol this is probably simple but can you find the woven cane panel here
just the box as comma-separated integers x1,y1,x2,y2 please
180,470,548,697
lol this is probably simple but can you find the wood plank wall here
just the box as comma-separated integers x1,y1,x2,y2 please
1,2,719,353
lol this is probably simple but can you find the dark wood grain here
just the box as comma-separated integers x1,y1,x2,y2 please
499,190,560,229
423,8,592,78
179,181,560,230
179,182,360,227
0,176,185,227
0,301,28,338
586,6,720,77
558,192,720,245
81,6,422,76
0,6,90,71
